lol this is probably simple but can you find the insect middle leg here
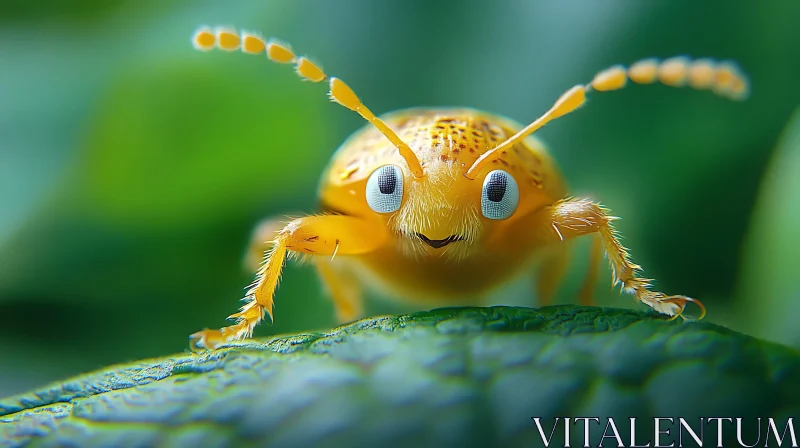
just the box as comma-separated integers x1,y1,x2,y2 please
535,245,570,306
315,259,364,323
532,198,705,318
191,215,386,349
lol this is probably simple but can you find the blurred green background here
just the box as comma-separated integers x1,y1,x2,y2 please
1,0,799,398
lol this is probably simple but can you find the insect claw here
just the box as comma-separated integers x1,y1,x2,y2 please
658,295,706,321
189,328,225,350
666,312,682,322
682,296,707,320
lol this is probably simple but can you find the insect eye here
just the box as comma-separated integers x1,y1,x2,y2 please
366,165,404,213
481,170,519,220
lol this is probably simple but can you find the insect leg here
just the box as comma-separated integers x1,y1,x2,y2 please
535,245,570,307
190,215,386,349
315,259,364,324
532,198,705,319
244,215,295,272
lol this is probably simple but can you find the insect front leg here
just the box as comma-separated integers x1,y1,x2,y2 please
191,215,386,349
531,198,705,319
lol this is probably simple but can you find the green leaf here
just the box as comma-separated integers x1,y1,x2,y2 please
2,306,798,447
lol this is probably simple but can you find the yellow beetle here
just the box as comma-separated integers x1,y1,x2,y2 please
189,26,749,349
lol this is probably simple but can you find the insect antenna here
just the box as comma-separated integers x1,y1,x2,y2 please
193,26,424,178
465,56,750,179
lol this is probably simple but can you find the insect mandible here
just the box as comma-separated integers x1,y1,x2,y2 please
189,26,749,349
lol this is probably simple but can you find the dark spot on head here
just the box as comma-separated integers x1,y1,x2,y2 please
440,154,449,162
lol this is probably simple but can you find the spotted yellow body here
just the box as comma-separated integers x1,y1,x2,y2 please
188,26,748,349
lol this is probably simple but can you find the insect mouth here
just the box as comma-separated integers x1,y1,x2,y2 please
415,233,464,249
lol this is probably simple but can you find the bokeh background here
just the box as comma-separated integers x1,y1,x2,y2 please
1,0,799,398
